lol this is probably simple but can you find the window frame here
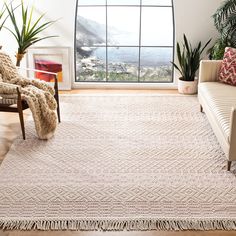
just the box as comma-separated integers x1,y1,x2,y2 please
74,0,175,83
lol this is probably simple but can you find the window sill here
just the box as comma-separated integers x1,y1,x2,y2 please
73,82,177,90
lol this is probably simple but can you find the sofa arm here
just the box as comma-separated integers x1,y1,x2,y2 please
199,60,222,83
229,107,236,161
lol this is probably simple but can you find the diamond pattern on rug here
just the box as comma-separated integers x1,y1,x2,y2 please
0,95,236,231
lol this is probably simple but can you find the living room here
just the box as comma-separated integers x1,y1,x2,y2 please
0,0,236,236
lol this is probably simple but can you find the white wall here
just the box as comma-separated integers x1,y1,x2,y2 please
174,0,223,45
1,0,77,81
172,0,223,84
1,0,223,87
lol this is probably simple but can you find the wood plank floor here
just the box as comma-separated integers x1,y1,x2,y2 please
0,89,235,236
59,89,179,94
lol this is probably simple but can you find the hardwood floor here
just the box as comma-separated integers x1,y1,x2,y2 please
0,89,235,236
59,89,178,94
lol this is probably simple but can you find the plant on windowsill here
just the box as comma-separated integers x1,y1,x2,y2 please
208,0,236,60
5,0,57,66
171,34,211,95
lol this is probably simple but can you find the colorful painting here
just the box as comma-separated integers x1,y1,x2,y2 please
27,47,71,90
34,57,63,83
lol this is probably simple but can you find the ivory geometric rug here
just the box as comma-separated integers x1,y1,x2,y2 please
0,95,236,231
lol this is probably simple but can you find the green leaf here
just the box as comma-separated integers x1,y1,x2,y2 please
200,38,211,54
213,0,236,45
170,62,183,77
183,34,190,54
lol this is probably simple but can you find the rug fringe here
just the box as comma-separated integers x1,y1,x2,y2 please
1,219,236,231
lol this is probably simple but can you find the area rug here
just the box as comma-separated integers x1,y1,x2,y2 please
0,94,236,231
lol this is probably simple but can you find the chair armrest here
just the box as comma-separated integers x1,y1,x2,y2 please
17,67,57,76
0,82,21,94
17,67,60,117
199,60,222,83
229,107,236,161
17,67,59,95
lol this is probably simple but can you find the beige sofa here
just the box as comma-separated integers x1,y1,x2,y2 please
198,60,236,171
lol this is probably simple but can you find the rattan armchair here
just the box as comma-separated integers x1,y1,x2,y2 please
0,68,61,140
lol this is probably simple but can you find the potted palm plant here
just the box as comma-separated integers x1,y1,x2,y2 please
5,0,56,66
172,34,211,94
209,0,236,59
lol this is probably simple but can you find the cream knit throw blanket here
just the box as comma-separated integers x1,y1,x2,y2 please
0,51,57,139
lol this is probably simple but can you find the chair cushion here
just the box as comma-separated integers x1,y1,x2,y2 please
199,82,236,141
0,97,18,105
219,47,236,86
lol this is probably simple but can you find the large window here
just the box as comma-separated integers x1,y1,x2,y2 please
75,0,174,83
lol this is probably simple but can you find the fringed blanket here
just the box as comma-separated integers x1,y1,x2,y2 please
0,51,57,139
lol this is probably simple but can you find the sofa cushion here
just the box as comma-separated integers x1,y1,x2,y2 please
219,47,236,86
198,82,236,141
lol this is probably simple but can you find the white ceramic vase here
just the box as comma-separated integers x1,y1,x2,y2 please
178,77,198,95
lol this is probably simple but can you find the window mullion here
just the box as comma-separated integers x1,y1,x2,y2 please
138,0,142,82
105,0,108,82
76,0,174,83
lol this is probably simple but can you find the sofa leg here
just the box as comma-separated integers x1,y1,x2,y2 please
227,161,232,171
200,105,203,113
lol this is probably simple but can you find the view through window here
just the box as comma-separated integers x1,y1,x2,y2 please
75,0,174,82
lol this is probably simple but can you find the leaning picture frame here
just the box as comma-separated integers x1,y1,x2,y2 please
27,47,71,90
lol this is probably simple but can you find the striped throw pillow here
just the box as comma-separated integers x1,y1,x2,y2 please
219,47,236,86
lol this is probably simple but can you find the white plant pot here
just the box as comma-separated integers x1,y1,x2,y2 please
178,78,198,95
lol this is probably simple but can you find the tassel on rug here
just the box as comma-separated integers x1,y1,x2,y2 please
1,219,236,231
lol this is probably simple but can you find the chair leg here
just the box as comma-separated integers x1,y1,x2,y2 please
227,161,232,171
57,102,61,123
54,75,61,123
200,105,203,113
17,100,26,140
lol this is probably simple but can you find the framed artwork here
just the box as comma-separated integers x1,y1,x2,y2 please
27,47,71,90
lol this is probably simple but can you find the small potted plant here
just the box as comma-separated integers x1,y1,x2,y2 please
172,34,211,94
5,0,57,66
